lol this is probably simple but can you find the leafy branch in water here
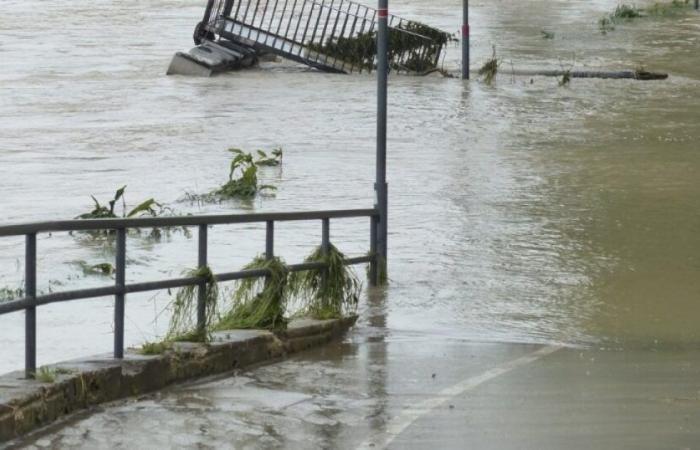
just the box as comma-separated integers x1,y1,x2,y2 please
166,266,219,343
216,257,289,331
288,245,361,319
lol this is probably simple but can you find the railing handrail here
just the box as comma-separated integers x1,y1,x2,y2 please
0,208,378,237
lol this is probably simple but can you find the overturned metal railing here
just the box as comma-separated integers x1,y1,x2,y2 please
195,0,451,73
0,209,379,377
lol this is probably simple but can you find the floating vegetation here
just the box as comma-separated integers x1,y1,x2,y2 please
541,30,555,39
197,148,278,201
75,261,115,277
216,257,289,331
599,1,692,33
559,70,571,86
254,147,283,167
166,266,219,343
76,186,188,241
288,245,361,320
478,47,500,85
0,286,24,302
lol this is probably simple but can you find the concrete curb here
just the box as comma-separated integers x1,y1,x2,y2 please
0,316,357,442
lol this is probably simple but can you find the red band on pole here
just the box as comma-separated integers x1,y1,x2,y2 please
462,24,470,37
378,8,388,18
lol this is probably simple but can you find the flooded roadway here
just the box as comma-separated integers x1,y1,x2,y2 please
1,0,700,447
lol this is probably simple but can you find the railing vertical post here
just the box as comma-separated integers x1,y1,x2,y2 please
25,233,37,378
197,224,208,336
375,0,389,277
114,228,126,359
369,215,378,285
462,0,470,79
321,218,330,287
266,221,274,259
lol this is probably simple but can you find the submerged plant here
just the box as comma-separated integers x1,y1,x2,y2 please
166,266,219,342
0,286,24,302
288,245,361,320
76,186,187,240
211,148,277,199
254,147,283,167
216,257,289,331
478,47,500,85
76,261,115,277
541,30,555,39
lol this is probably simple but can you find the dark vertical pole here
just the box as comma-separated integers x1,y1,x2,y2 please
266,221,274,259
197,224,208,336
369,215,378,285
462,0,469,79
375,0,389,275
696,0,699,10
25,233,36,378
321,218,330,289
114,228,126,359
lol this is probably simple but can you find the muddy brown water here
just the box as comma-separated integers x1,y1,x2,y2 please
1,0,699,374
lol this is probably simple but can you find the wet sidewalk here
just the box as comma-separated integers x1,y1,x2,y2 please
12,321,700,449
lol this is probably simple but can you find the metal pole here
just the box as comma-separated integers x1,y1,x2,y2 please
321,218,330,288
375,0,389,273
696,0,699,10
114,228,126,359
266,221,274,259
197,224,208,336
462,0,469,79
25,233,36,378
369,215,378,285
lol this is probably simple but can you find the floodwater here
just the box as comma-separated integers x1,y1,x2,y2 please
1,0,700,378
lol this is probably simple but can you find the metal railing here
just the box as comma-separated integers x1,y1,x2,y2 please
0,208,379,377
197,0,449,73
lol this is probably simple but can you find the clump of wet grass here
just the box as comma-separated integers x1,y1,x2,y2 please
478,47,500,85
139,341,172,355
166,266,219,343
288,245,361,320
34,366,57,383
599,1,692,33
215,257,289,331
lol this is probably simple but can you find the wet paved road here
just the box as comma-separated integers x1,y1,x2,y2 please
13,293,700,449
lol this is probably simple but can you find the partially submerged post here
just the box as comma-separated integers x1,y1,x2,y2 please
696,0,699,10
462,0,470,79
374,0,389,283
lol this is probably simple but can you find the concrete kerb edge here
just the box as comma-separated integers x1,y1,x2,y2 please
0,316,358,442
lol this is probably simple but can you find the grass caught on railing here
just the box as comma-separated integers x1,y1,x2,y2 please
139,341,172,355
166,266,219,343
216,257,289,331
288,245,361,320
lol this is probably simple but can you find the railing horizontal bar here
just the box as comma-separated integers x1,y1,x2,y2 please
0,255,373,315
0,209,379,237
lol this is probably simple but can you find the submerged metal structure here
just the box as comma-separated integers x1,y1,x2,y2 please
188,0,451,74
